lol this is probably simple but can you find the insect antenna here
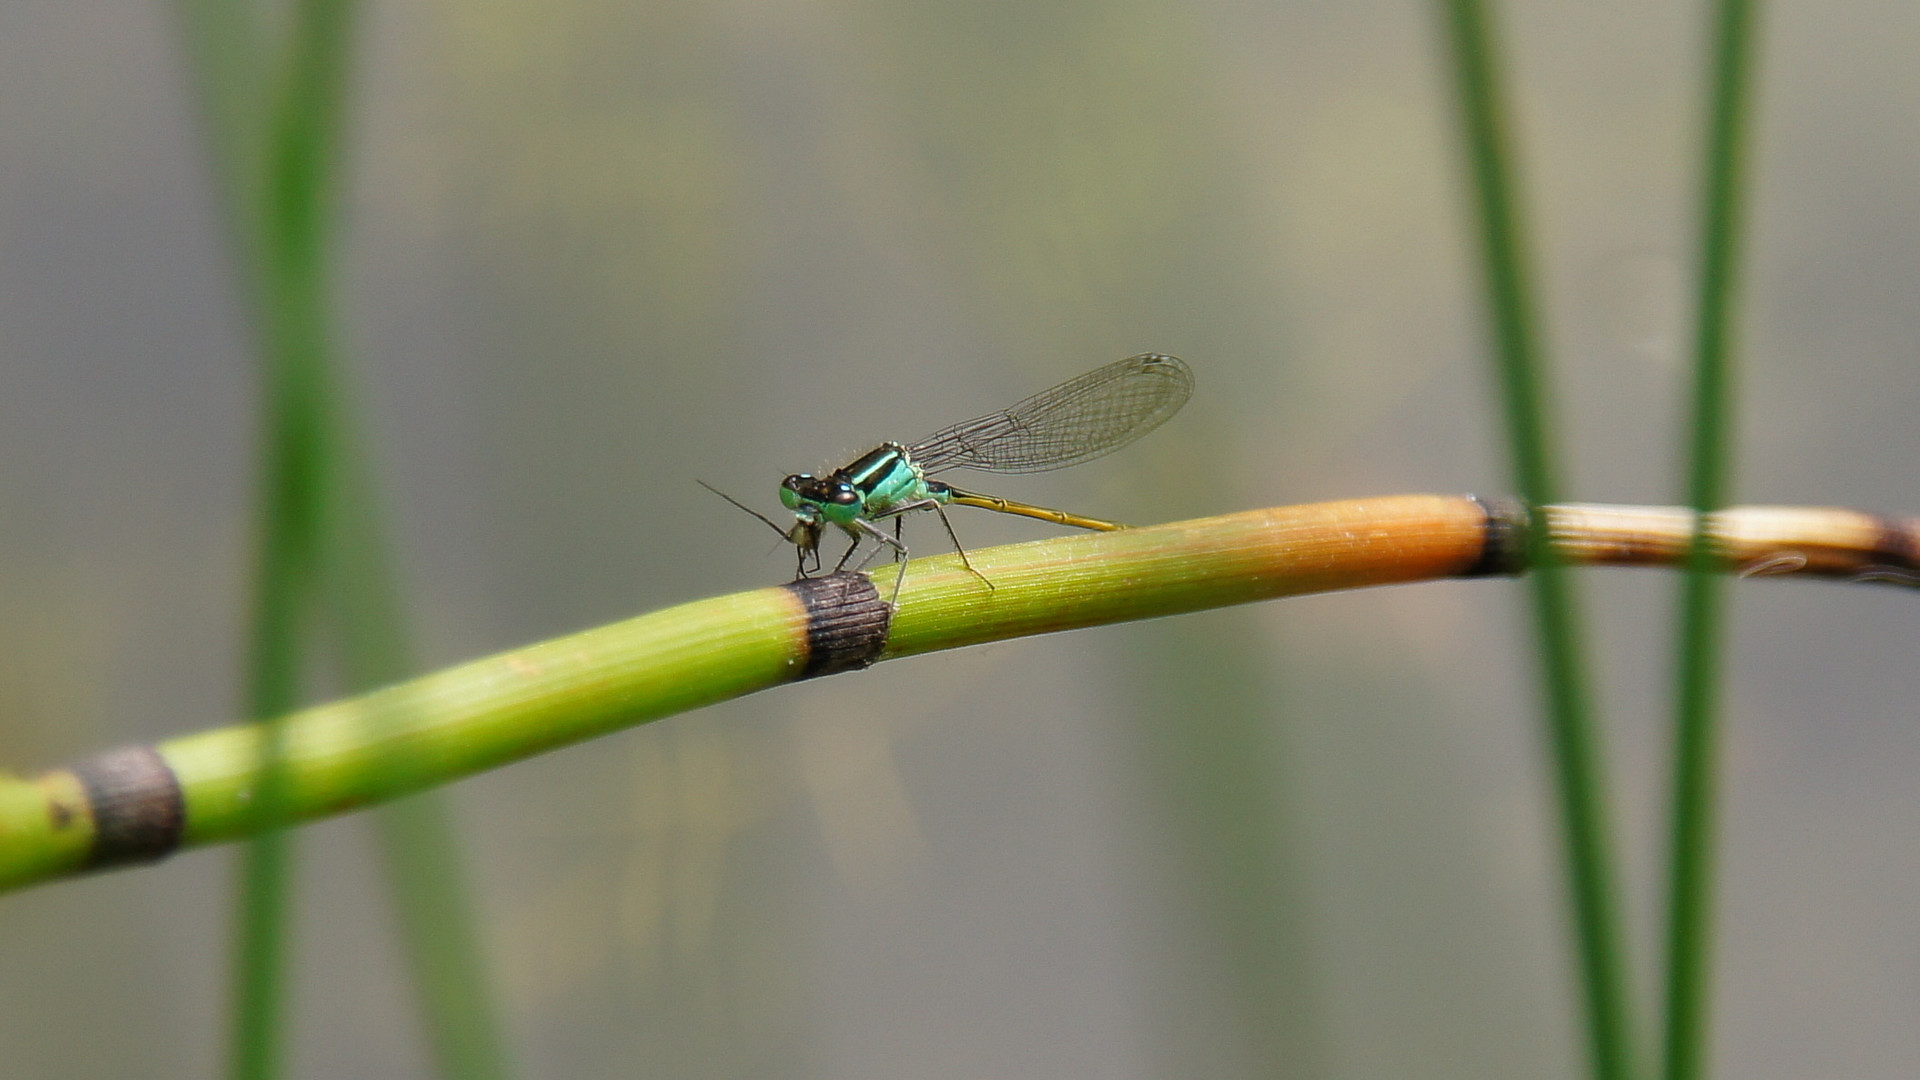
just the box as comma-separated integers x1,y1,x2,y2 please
697,479,789,540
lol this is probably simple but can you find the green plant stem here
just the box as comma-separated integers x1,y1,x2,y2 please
7,496,1919,893
1664,3,1759,1079
1436,4,1634,1079
1,496,1497,884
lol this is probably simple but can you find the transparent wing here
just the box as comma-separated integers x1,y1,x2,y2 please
906,353,1193,474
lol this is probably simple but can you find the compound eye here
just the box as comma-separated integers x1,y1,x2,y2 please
779,475,819,511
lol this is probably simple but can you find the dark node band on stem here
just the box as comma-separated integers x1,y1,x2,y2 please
1465,495,1531,577
1866,515,1920,581
67,745,187,869
783,571,892,677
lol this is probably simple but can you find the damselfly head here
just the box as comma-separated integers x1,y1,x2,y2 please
779,473,861,526
698,479,828,576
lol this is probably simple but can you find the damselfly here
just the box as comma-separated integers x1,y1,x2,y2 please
707,353,1194,604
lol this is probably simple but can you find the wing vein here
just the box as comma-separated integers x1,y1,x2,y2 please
906,354,1192,474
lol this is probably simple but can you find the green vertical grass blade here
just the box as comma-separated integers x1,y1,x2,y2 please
1436,4,1636,1079
227,0,358,1077
1131,616,1327,1078
172,0,267,250
367,797,514,1080
1663,4,1759,1079
178,0,515,1074
323,437,516,1080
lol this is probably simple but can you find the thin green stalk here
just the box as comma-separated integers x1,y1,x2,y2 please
1664,3,1759,1079
1436,4,1635,1079
172,0,267,246
177,1,514,1074
228,258,327,1077
7,497,1918,892
230,1,357,1077
0,496,1515,879
324,436,516,1080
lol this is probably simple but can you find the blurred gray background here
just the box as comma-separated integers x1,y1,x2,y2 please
3,2,1918,1077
